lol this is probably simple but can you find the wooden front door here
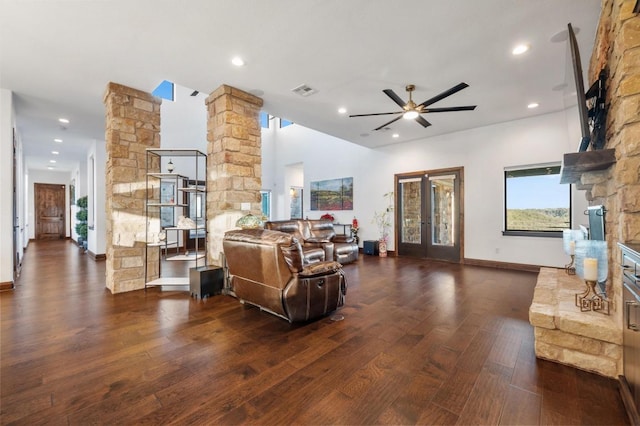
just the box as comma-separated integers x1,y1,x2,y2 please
35,183,66,240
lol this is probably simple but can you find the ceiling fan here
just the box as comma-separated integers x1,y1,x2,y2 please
349,83,476,131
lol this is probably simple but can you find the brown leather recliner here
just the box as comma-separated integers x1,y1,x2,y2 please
222,228,347,322
265,219,359,264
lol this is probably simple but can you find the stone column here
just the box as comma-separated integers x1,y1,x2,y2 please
104,82,161,293
586,0,640,311
205,85,263,265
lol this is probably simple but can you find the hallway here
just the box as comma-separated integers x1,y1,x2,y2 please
0,240,629,424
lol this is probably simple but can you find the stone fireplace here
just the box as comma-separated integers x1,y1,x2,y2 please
530,0,639,378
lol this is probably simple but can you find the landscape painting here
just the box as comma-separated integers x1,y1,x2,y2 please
310,177,353,211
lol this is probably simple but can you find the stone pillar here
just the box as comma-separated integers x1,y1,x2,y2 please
104,82,161,293
586,0,640,313
205,85,263,265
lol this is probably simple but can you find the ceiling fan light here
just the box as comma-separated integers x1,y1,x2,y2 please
403,110,419,120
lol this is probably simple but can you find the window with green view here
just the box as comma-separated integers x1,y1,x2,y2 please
504,164,571,237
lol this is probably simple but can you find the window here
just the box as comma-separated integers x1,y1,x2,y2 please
260,190,271,220
503,164,570,237
279,118,293,128
260,112,270,129
152,80,175,101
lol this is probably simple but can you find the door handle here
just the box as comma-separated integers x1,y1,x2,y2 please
626,300,639,331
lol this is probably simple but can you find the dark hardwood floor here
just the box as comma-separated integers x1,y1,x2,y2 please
1,240,629,425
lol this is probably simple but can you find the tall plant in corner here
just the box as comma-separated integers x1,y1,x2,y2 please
75,196,88,250
372,191,393,257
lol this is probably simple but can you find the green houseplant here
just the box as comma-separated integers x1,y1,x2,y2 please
75,196,88,250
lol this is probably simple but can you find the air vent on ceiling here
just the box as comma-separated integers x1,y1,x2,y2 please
291,84,318,97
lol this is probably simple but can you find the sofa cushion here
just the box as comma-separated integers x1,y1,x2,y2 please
308,220,336,241
304,247,326,264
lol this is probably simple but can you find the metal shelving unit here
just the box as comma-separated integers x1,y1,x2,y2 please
144,149,207,289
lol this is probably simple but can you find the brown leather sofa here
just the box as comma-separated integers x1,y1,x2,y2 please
265,219,359,264
222,228,347,322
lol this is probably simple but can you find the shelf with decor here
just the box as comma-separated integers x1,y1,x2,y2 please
144,149,207,289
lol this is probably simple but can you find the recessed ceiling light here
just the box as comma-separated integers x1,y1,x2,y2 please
392,133,400,138
49,160,56,163
54,138,63,143
52,151,59,155
47,166,55,170
231,56,245,67
528,102,539,109
512,44,530,55
58,118,70,124
338,107,347,114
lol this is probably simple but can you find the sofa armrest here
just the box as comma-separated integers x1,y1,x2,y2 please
332,235,354,244
305,237,331,244
303,239,334,262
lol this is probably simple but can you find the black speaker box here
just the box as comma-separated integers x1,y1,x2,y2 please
363,240,379,255
190,266,224,299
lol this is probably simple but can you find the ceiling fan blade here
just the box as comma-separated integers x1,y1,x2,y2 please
423,106,477,113
383,89,407,108
419,82,469,108
349,111,404,117
415,115,431,128
374,116,403,131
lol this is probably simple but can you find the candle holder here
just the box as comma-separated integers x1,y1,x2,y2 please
574,240,609,315
576,280,609,315
565,255,576,275
562,230,583,275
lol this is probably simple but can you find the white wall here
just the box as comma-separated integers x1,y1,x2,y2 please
262,109,589,268
28,169,72,239
0,89,15,283
160,84,207,175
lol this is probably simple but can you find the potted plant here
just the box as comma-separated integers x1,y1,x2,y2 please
320,213,335,222
75,196,88,251
372,192,393,257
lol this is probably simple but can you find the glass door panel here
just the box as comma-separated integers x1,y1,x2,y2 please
401,178,422,244
426,172,460,262
397,176,426,257
430,175,455,246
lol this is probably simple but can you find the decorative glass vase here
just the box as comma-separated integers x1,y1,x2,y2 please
379,239,387,257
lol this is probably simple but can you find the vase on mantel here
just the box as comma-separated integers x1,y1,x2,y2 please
378,239,387,257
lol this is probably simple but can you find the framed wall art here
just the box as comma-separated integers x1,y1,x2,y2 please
310,177,353,211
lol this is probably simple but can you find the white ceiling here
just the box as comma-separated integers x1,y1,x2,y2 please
0,0,602,172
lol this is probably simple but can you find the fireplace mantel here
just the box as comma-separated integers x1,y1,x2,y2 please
559,149,616,184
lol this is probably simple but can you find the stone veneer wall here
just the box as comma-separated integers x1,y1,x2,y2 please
529,0,638,378
583,0,640,314
205,85,263,265
104,83,161,293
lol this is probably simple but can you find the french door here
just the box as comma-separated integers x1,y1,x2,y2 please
396,168,463,262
